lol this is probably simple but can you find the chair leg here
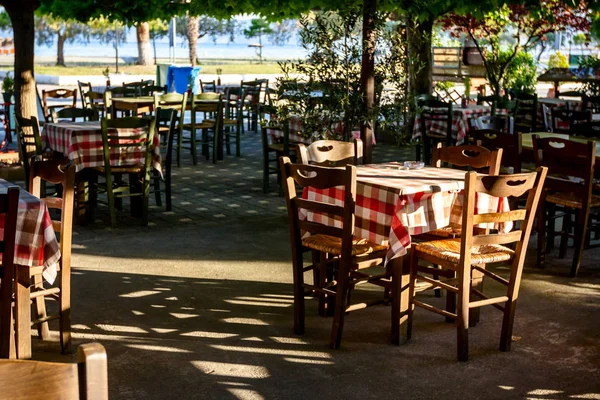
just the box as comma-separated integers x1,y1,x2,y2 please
32,274,50,340
263,153,270,194
499,298,518,352
559,210,570,259
406,250,418,341
59,274,72,355
292,248,305,335
456,265,470,362
571,208,589,277
225,128,231,155
469,265,484,327
142,171,150,226
191,128,198,165
546,204,556,253
329,261,351,349
106,176,117,229
153,170,162,207
212,128,219,164
176,128,182,168
536,200,547,268
236,122,241,157
165,163,172,212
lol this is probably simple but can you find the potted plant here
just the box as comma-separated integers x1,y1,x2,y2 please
2,73,14,104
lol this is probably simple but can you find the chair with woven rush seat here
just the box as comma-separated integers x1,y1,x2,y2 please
0,342,108,399
221,87,244,157
180,92,223,165
78,82,106,117
153,92,187,144
28,157,75,354
0,186,20,359
407,168,547,361
416,99,454,165
280,157,397,349
297,138,363,167
533,135,599,277
42,88,77,121
90,117,156,228
14,115,43,191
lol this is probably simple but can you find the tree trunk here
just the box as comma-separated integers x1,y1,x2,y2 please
136,22,152,66
56,32,66,66
4,1,39,120
360,0,376,164
186,15,199,66
406,17,433,96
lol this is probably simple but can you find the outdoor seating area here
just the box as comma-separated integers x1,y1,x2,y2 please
0,1,599,399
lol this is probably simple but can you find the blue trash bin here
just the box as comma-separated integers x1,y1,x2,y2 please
166,66,202,94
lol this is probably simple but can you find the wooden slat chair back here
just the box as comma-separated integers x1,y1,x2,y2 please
472,130,522,173
51,107,99,123
571,120,600,137
550,108,592,134
104,87,139,118
121,80,147,95
514,97,538,132
42,88,77,120
432,143,502,175
240,80,263,132
179,93,223,165
28,157,75,354
153,92,187,147
0,186,20,358
280,157,391,349
93,117,156,227
153,107,178,211
414,93,439,108
476,94,506,115
556,90,586,110
472,115,514,134
408,168,548,361
532,135,597,276
140,85,166,96
260,119,293,194
417,99,454,164
200,80,217,93
77,81,92,108
14,115,43,190
297,138,363,167
583,95,600,113
222,87,244,157
0,342,108,400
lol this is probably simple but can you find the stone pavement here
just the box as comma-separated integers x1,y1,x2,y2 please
18,131,600,400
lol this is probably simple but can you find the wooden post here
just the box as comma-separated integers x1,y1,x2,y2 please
360,0,376,164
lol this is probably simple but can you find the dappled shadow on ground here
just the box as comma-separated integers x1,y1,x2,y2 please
31,266,600,400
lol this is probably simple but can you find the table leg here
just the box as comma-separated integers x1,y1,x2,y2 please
217,113,224,161
15,266,31,359
390,251,411,345
0,262,15,358
75,171,91,224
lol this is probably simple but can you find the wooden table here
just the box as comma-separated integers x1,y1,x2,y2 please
0,180,60,359
303,164,510,343
111,96,155,118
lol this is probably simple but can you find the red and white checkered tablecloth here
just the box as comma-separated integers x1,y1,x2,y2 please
42,121,161,174
413,105,493,145
302,164,511,262
0,180,60,284
266,116,367,145
537,98,582,131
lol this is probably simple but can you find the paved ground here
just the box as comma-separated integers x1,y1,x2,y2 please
15,130,600,400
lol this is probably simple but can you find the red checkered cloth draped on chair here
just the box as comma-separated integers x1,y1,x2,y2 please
301,163,512,263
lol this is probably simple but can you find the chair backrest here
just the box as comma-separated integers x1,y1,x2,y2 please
14,115,43,189
556,90,585,109
583,95,600,113
100,116,156,175
532,135,595,203
476,94,505,115
0,342,108,400
0,185,19,358
473,115,514,134
432,143,502,175
459,168,547,275
51,107,99,122
77,81,92,108
571,120,600,138
514,94,538,132
200,80,217,93
297,139,363,167
154,92,187,143
140,85,167,96
224,87,244,119
42,88,78,120
29,158,75,275
414,93,439,108
154,92,187,112
280,157,356,262
550,108,592,134
155,107,178,169
419,99,454,145
472,130,522,173
122,80,145,94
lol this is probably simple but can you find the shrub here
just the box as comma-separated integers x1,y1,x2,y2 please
548,51,569,69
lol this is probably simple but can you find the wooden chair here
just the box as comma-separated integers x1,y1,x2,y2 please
417,99,454,164
90,117,156,228
583,95,600,113
259,113,295,194
471,115,514,134
241,80,264,132
222,87,244,157
407,168,547,361
121,80,146,96
533,135,599,277
180,93,222,165
550,109,592,134
414,93,438,108
280,157,397,349
297,138,363,167
104,87,138,119
153,92,187,142
28,157,75,354
476,94,506,116
152,107,179,211
0,186,20,359
42,88,77,120
0,342,108,399
14,115,43,190
571,120,600,138
556,90,586,110
511,92,538,132
472,130,522,174
77,81,92,108
51,107,99,123
200,80,217,93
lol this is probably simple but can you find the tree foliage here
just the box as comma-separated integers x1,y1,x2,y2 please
34,13,91,66
268,19,296,45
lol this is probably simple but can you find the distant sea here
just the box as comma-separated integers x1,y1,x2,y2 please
34,38,309,62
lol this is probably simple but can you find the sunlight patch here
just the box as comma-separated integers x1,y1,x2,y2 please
96,324,148,334
72,324,91,330
120,290,160,298
226,388,265,400
224,300,290,308
132,310,145,316
236,296,294,304
270,336,308,345
181,331,238,339
211,345,331,359
222,318,268,326
151,328,178,334
498,386,515,391
170,313,199,319
191,361,270,378
127,344,191,353
284,357,334,365
528,389,564,395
